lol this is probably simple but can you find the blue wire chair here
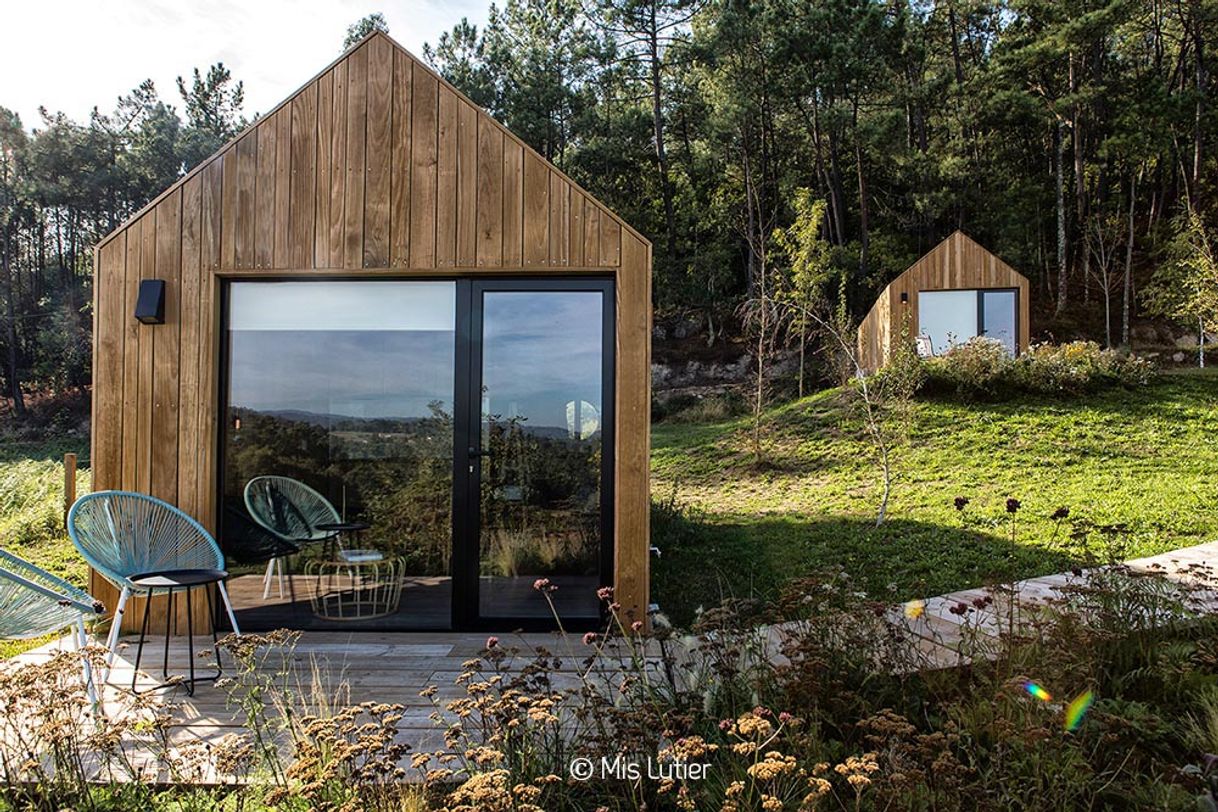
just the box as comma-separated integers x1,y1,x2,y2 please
0,548,105,702
244,476,342,546
67,491,241,674
244,476,373,598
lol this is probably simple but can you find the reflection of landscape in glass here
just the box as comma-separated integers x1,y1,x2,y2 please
478,291,604,617
222,282,455,584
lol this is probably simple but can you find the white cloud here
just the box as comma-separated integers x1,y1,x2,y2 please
0,0,489,130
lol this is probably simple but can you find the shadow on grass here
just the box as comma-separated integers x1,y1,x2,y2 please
651,512,1083,629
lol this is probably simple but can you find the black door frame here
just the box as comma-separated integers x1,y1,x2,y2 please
217,276,615,633
453,278,616,631
917,286,1020,353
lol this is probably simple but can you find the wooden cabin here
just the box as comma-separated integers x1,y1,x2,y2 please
89,32,651,633
857,231,1030,371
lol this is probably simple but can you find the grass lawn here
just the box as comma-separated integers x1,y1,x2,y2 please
0,437,90,586
650,369,1218,625
0,437,90,657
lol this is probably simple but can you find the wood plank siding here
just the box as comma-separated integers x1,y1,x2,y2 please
857,231,1031,371
90,32,651,632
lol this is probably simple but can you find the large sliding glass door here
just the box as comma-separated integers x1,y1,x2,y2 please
219,278,612,631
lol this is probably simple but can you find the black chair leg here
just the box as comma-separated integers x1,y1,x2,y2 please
185,588,195,697
132,590,153,694
162,587,175,683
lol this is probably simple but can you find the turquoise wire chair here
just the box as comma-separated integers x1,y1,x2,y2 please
243,476,341,546
0,548,105,702
244,476,359,599
67,491,241,673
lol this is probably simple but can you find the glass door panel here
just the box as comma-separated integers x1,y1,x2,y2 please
471,283,612,623
917,290,978,354
981,290,1018,354
222,281,455,630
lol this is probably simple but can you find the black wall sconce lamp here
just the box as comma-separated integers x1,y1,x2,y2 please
135,280,166,324
900,291,909,304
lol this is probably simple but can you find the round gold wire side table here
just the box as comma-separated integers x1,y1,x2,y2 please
304,556,405,621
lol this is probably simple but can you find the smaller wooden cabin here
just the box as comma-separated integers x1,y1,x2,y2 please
857,231,1030,371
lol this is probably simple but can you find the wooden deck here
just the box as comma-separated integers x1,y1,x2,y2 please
7,540,1217,782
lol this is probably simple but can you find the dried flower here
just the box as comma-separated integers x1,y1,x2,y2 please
954,496,970,511
1006,498,1021,514
1052,506,1070,520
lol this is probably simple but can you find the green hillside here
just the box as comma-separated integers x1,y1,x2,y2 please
650,370,1218,625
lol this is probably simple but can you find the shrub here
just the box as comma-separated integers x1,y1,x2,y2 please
1013,340,1154,394
921,339,1153,399
653,390,748,424
923,337,1013,397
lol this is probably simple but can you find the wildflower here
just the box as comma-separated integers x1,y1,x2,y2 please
583,632,599,646
748,751,797,781
597,585,615,601
485,636,499,649
1006,498,1021,513
805,776,832,798
1052,506,1070,520
954,496,970,511
631,620,644,633
533,578,556,592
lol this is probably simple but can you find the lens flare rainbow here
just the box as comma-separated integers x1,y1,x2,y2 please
1023,681,1052,702
1064,690,1094,731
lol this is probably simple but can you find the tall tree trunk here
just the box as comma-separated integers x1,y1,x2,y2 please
742,151,767,462
1193,1,1206,198
1055,119,1068,314
947,3,965,84
1200,316,1206,369
647,6,677,262
827,125,847,246
1072,54,1089,306
853,100,869,284
1,230,25,418
1122,172,1136,346
1104,288,1112,349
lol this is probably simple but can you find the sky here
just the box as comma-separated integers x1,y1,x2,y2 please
0,0,490,131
